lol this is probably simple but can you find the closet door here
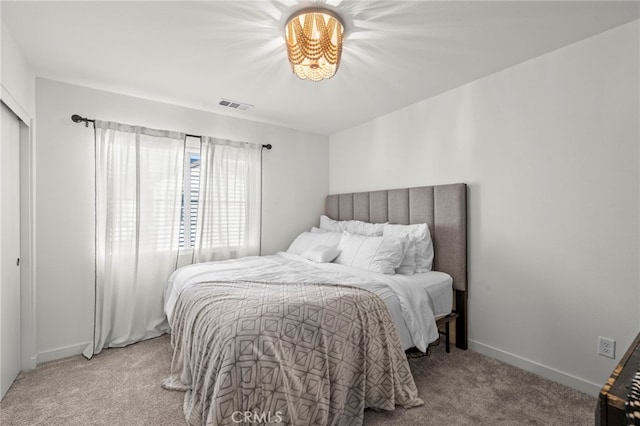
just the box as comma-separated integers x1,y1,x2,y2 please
1,103,21,399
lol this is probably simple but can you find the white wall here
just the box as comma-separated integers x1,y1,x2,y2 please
329,21,640,395
1,22,36,119
35,78,329,362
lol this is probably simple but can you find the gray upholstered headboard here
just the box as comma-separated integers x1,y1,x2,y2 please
326,183,468,349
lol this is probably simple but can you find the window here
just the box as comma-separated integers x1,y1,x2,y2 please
178,136,261,259
179,143,200,249
205,154,248,248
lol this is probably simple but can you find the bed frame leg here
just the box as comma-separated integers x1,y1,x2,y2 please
455,290,468,350
445,321,451,353
437,312,458,353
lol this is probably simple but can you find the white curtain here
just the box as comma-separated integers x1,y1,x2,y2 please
84,121,185,359
192,137,262,263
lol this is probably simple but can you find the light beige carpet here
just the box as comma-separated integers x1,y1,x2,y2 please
1,335,596,425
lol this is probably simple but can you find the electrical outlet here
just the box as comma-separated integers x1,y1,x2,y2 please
598,336,615,359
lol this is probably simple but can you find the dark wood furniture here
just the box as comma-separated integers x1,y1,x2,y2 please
597,332,640,425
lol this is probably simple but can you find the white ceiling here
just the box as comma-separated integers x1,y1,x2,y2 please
2,1,639,135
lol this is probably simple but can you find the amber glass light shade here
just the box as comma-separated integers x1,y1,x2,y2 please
285,9,344,82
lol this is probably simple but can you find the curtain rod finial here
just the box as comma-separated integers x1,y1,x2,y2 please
263,144,272,150
71,114,93,127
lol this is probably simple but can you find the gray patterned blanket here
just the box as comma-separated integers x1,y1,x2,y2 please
162,280,423,425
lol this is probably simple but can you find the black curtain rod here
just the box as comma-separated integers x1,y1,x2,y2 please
71,114,272,150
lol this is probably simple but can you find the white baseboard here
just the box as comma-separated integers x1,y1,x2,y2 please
468,339,601,397
36,342,89,365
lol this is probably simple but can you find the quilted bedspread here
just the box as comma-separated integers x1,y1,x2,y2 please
162,280,423,425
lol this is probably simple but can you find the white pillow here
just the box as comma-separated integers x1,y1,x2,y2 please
396,242,417,275
343,220,385,236
319,215,386,236
319,215,345,233
383,223,434,272
301,245,341,263
334,233,407,275
383,225,418,274
286,231,342,256
310,226,326,233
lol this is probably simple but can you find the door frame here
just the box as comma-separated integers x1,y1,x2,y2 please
1,85,37,371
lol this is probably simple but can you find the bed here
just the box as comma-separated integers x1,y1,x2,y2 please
325,184,468,350
163,183,467,425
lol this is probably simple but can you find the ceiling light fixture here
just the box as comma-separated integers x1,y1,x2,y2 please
285,8,344,82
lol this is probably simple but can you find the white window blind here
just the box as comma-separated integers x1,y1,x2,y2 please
179,148,200,249
192,137,261,263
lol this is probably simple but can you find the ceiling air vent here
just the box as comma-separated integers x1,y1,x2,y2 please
218,98,252,111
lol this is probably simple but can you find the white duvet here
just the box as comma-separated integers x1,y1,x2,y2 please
164,253,452,352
